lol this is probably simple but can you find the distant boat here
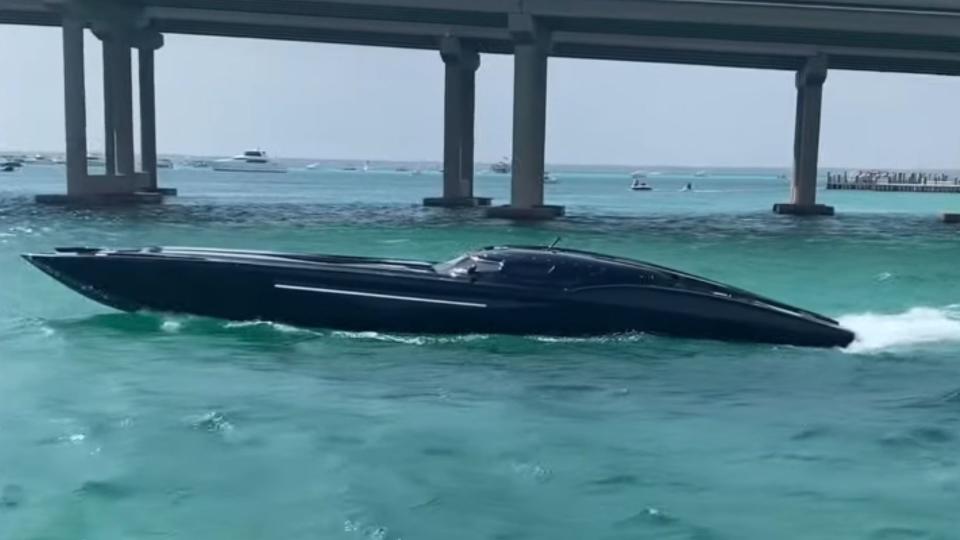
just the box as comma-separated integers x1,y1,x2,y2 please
86,154,105,167
363,160,370,172
630,179,653,191
27,154,56,165
395,166,410,172
305,163,320,170
543,172,558,184
490,157,511,174
681,182,693,192
694,170,708,177
0,157,23,169
630,169,647,181
341,165,359,171
157,158,174,169
213,149,287,173
1,161,17,172
187,159,211,168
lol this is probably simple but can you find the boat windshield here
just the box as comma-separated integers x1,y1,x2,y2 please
432,254,502,276
433,255,467,274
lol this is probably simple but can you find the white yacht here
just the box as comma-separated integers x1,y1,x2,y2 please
213,149,287,173
157,158,174,169
490,157,511,174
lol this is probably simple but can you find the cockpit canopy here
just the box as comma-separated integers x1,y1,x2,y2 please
433,246,674,288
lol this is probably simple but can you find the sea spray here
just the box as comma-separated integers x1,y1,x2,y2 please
839,306,960,353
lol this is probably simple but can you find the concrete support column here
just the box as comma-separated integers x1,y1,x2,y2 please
510,41,547,207
62,17,88,195
139,46,158,190
459,50,479,196
441,38,464,199
102,38,116,176
112,41,136,176
424,37,490,208
40,14,170,204
774,55,834,216
487,14,563,220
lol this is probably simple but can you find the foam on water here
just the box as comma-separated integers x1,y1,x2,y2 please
839,306,960,353
330,330,489,345
223,320,307,333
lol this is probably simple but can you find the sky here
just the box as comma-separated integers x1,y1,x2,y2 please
2,24,960,168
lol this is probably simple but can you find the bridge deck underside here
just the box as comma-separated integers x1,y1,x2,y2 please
4,0,960,74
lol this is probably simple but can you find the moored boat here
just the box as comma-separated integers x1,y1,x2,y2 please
212,149,286,173
631,179,653,191
490,157,511,174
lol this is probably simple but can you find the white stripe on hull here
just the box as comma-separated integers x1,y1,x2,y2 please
274,283,487,308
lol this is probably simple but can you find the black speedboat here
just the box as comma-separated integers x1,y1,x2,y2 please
23,245,855,348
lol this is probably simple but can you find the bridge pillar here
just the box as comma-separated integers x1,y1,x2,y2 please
102,37,116,176
774,55,834,216
137,40,174,194
459,48,479,199
111,40,136,177
424,37,490,208
487,15,563,220
38,20,170,204
61,17,88,196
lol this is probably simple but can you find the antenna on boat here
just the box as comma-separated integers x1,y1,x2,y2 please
548,236,562,249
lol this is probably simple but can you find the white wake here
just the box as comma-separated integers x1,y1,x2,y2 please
838,306,960,353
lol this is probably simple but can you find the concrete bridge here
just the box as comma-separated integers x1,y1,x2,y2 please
5,0,960,217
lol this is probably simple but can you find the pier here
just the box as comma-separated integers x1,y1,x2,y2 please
827,171,960,193
7,1,960,217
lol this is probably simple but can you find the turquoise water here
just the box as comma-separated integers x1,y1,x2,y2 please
2,165,959,539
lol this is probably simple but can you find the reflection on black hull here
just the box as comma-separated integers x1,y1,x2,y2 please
23,245,855,348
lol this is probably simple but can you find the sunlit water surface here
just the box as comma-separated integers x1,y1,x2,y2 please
1,166,958,539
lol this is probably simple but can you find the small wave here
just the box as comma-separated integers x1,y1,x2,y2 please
187,411,235,434
160,319,182,333
838,307,960,353
330,331,489,345
875,272,895,282
532,332,647,344
222,320,312,334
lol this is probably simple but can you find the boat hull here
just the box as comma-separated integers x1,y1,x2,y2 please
212,162,287,173
23,248,855,348
211,164,287,173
